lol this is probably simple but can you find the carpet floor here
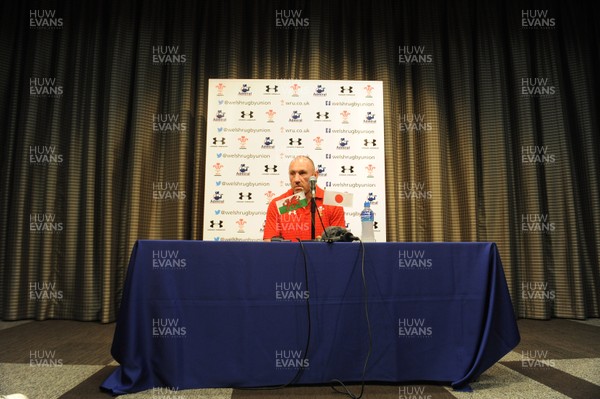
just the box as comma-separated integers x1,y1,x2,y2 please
0,319,598,399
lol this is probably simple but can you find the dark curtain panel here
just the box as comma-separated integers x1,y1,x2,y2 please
1,0,598,322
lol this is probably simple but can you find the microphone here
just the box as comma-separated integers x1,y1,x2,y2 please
309,176,317,198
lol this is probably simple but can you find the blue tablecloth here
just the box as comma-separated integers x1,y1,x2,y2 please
101,241,519,394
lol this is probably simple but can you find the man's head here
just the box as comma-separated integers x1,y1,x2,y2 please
288,156,318,198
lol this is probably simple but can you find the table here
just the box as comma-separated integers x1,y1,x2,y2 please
101,241,520,394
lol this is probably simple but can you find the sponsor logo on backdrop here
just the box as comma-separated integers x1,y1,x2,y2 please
238,135,249,149
211,137,227,147
364,84,375,98
262,137,275,149
289,110,303,122
213,110,227,122
29,213,63,233
29,282,63,301
398,318,433,337
365,164,376,178
211,191,224,203
263,164,278,175
152,45,186,64
336,138,350,150
30,77,63,97
209,220,224,230
29,350,63,367
400,113,433,132
290,83,301,96
367,192,379,205
29,9,63,29
275,10,309,28
339,86,354,96
363,139,377,149
287,138,304,148
29,145,63,165
522,10,555,29
237,164,250,176
236,218,247,233
340,110,351,124
340,165,356,176
213,162,224,176
153,113,186,133
264,190,277,204
238,84,252,95
521,213,555,233
152,318,187,337
314,85,327,96
315,111,330,121
398,45,433,64
400,182,432,200
237,192,253,202
398,250,433,270
363,112,376,123
152,250,187,269
215,83,226,96
313,136,324,150
239,111,255,122
264,85,279,94
266,109,276,122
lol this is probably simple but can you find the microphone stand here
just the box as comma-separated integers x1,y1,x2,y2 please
310,195,316,240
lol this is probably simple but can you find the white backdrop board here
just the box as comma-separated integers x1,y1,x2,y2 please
203,79,386,241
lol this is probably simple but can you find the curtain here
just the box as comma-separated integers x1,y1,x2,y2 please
1,0,598,322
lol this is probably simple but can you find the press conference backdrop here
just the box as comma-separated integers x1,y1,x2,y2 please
203,79,386,241
0,1,598,322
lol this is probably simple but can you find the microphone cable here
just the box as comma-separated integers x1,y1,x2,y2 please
235,238,312,391
330,239,373,399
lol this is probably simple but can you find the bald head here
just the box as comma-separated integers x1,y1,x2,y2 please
288,156,318,199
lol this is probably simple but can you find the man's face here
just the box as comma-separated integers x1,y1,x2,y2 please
289,158,318,196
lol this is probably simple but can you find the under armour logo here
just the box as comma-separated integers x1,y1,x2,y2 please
212,137,226,145
340,86,353,93
264,165,278,172
373,221,378,229
210,220,224,228
265,85,279,92
238,192,252,200
316,112,329,119
364,139,377,146
240,111,254,118
289,138,302,145
341,166,354,173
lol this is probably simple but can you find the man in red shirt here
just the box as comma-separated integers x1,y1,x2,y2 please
263,156,346,241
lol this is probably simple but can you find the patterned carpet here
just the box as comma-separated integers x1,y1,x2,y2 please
0,319,598,399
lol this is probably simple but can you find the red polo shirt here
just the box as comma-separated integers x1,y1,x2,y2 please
263,186,346,240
